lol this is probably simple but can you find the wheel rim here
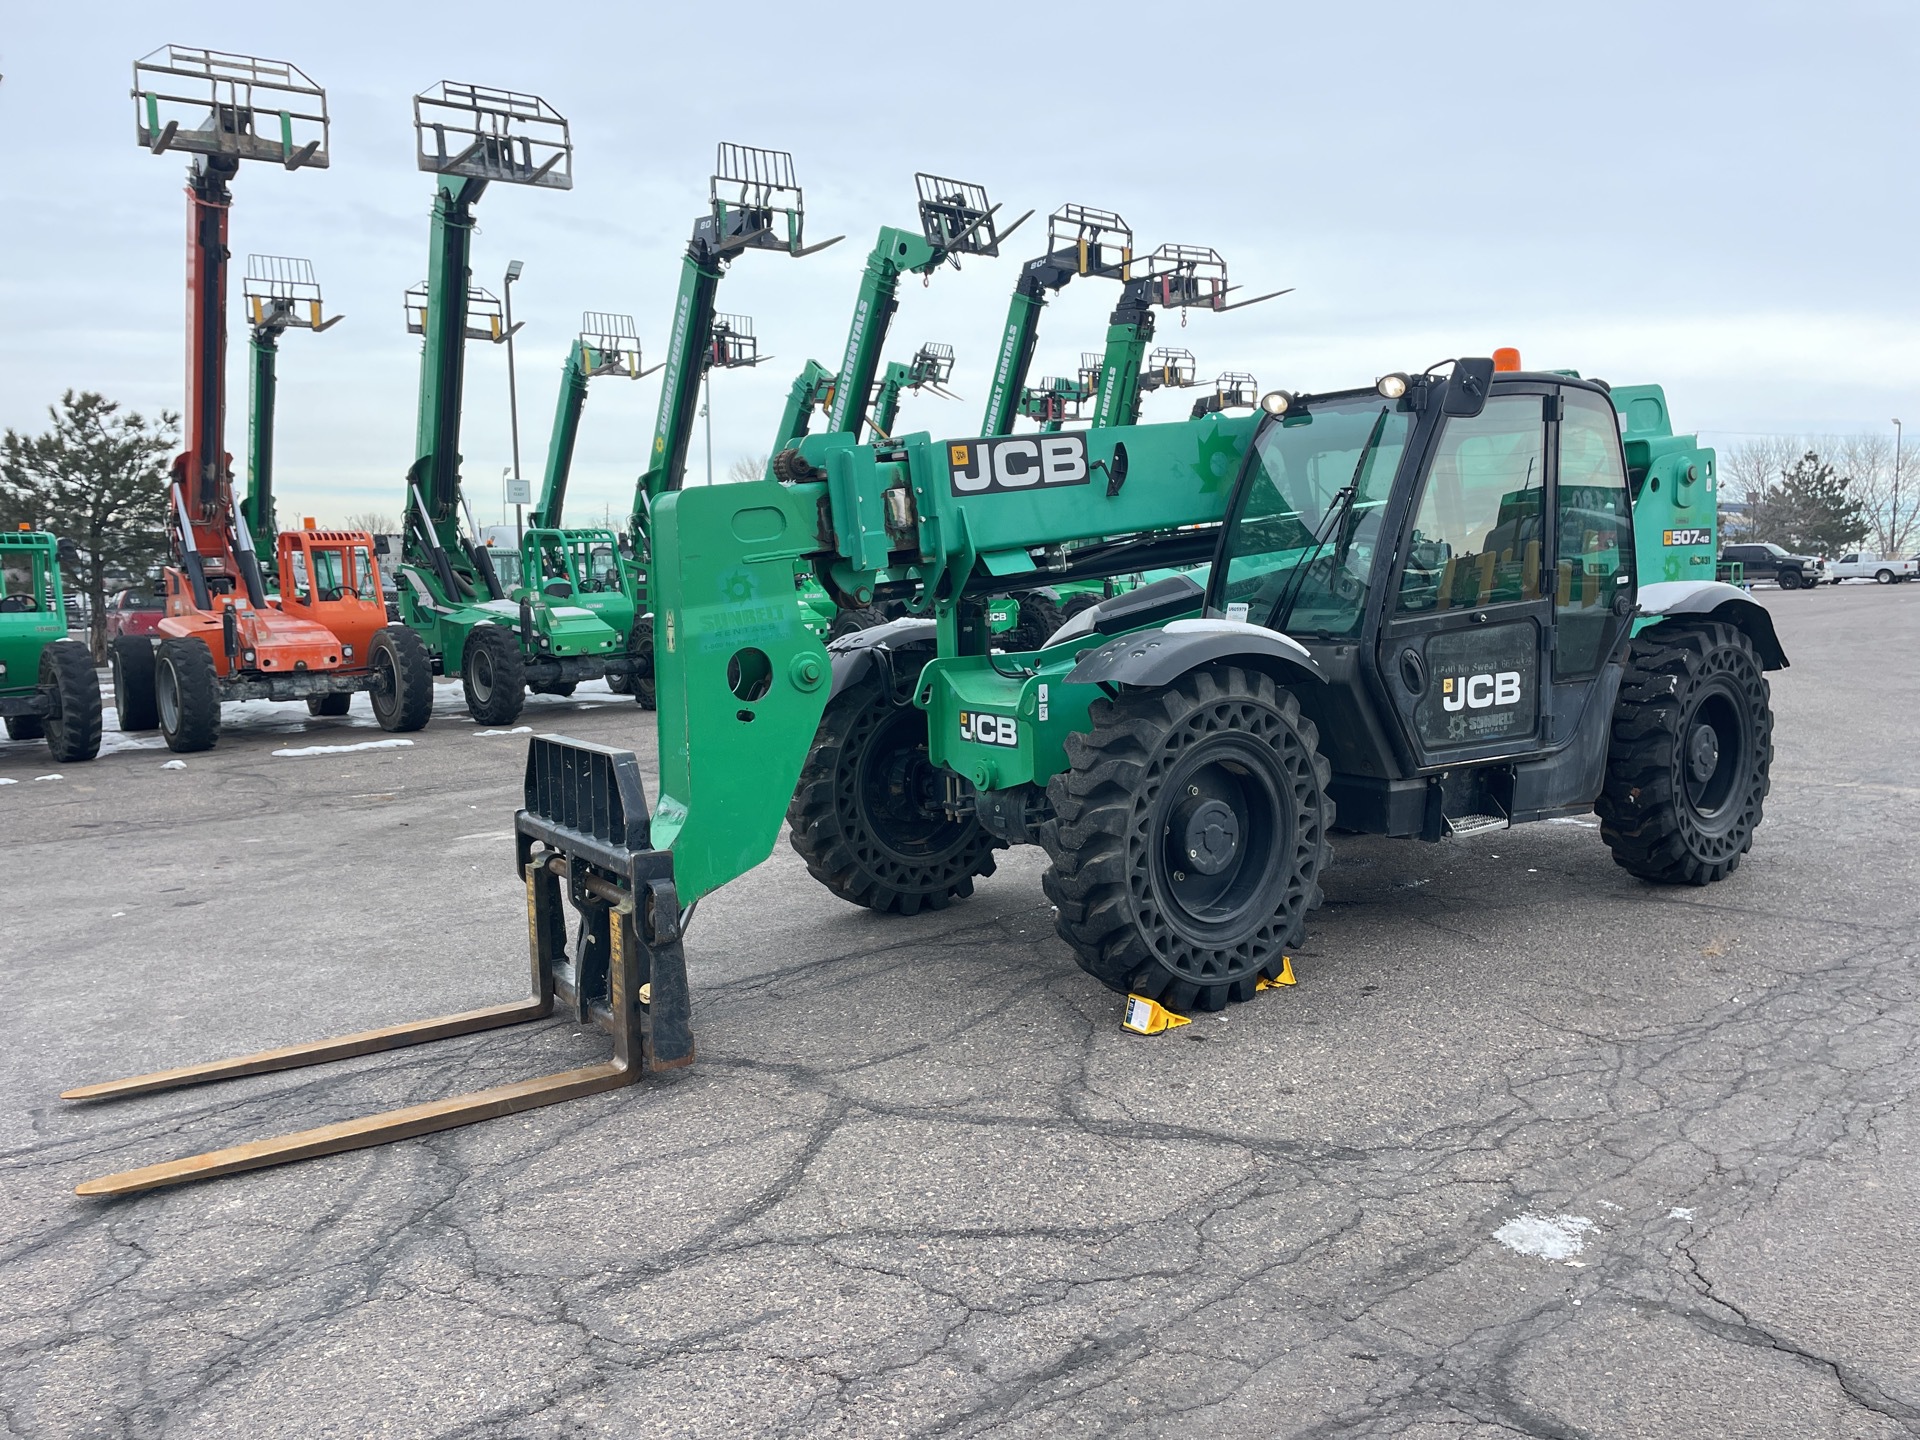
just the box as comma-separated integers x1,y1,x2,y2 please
470,645,494,701
372,645,397,718
157,658,180,732
1681,682,1752,833
850,704,974,866
1147,736,1290,939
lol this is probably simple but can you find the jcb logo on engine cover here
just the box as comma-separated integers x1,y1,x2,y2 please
949,435,1089,496
958,711,1020,747
1441,672,1522,712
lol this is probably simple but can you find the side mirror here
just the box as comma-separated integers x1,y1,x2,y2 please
1442,357,1497,417
56,537,80,566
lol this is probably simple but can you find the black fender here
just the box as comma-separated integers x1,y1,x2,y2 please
1064,618,1326,692
826,617,936,700
1636,580,1788,670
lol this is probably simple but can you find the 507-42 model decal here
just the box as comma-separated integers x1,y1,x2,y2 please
948,434,1089,496
1663,528,1713,546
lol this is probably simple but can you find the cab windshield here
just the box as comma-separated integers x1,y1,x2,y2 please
1216,397,1413,637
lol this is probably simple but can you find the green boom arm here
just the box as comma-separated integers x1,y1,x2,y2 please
981,204,1132,435
767,359,837,465
820,227,941,441
403,174,505,602
241,325,281,542
532,339,593,530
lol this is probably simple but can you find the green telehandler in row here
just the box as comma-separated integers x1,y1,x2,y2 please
392,82,628,726
0,529,101,764
516,312,657,696
69,345,1780,1196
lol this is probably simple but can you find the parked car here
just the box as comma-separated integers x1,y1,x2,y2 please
1827,551,1918,584
103,586,165,644
1719,542,1826,590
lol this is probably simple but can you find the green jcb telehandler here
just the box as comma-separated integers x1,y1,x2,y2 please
520,312,658,696
0,528,102,764
65,351,1784,1195
394,81,626,725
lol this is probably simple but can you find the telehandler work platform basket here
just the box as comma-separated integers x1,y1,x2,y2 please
133,45,329,170
63,736,692,1197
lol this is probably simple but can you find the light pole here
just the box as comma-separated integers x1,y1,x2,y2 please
504,259,526,543
1894,419,1904,557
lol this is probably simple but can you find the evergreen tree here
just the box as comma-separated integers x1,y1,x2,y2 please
1,392,177,657
1767,451,1869,555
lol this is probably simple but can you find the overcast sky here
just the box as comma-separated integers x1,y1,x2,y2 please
3,3,1917,529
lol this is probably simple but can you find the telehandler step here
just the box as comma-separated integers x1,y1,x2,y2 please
65,737,691,1197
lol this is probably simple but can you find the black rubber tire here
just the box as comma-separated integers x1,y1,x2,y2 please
1000,591,1066,653
5,714,44,740
369,625,433,733
1597,621,1772,886
787,648,999,915
1875,569,1895,585
1040,664,1333,1012
155,637,221,753
1778,569,1802,590
306,692,352,718
1060,591,1103,621
828,604,889,641
606,668,632,695
41,640,102,763
462,624,526,725
630,617,656,711
112,635,160,731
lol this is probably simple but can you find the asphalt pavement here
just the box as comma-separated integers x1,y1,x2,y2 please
2,585,1916,1439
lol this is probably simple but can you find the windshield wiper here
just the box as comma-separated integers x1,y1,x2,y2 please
1266,406,1390,631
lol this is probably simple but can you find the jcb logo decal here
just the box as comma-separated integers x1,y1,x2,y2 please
958,711,1019,747
1441,671,1522,712
949,435,1090,496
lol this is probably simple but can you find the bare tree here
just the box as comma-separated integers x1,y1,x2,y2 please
1720,436,1798,542
726,454,769,485
342,509,399,535
1834,432,1920,556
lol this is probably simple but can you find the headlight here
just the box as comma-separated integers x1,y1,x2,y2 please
1376,372,1409,399
1259,390,1292,416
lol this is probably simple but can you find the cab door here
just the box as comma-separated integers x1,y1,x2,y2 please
1376,389,1554,768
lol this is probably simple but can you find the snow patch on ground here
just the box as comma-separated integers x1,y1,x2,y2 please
34,774,64,782
1494,1212,1594,1261
272,739,416,758
473,726,534,737
1669,1206,1695,1221
161,759,187,770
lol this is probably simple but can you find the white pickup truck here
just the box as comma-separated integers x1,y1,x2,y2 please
1827,551,1918,584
